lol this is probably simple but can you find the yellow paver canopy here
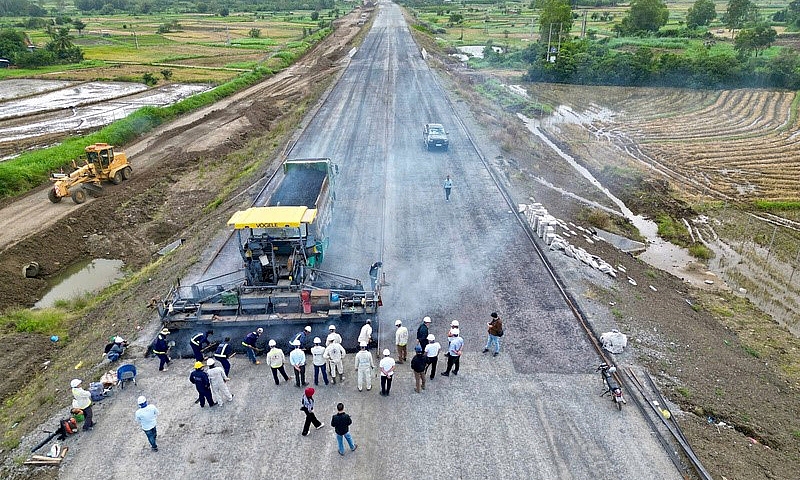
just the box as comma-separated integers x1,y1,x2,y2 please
227,206,317,229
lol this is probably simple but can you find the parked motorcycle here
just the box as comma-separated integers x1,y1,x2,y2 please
597,362,626,410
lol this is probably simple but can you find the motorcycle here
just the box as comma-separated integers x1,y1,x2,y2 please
597,363,626,410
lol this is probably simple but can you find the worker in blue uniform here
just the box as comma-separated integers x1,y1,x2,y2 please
189,361,216,408
213,337,233,376
190,330,213,361
152,328,171,372
242,328,263,365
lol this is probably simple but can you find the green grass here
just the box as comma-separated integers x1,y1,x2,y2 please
0,308,68,336
688,243,714,260
743,345,761,358
676,386,691,398
753,200,800,211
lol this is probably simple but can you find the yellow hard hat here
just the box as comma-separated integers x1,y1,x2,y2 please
194,361,204,369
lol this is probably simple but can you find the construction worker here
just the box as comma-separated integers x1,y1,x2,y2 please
152,328,171,372
190,330,213,362
394,320,408,363
354,341,374,392
70,379,94,431
106,336,126,362
242,328,263,365
323,337,346,384
310,337,329,386
189,361,216,408
448,320,460,337
424,334,441,380
326,324,342,346
417,316,431,349
379,349,396,396
358,318,373,347
368,262,382,290
134,396,159,452
213,337,233,376
441,328,463,377
289,339,309,387
206,359,233,402
266,339,289,386
290,325,313,350
411,346,427,393
300,387,323,436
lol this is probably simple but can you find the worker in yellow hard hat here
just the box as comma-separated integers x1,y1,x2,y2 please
189,360,216,408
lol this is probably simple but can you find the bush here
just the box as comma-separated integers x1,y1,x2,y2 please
688,243,714,260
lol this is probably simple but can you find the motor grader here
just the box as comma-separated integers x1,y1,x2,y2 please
48,143,132,204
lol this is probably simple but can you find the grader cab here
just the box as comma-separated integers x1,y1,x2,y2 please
48,143,132,204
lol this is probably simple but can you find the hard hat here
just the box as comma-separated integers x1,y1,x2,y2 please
207,358,216,366
328,325,336,330
359,341,367,348
70,379,81,388
423,316,431,323
194,361,204,369
291,339,301,346
268,339,276,347
304,326,312,332
427,334,435,341
365,318,371,324
313,337,321,344
382,349,390,356
415,345,423,353
450,320,459,327
257,328,264,334
137,396,147,406
451,328,460,336
114,336,124,343
305,387,315,397
159,328,170,335
395,320,402,326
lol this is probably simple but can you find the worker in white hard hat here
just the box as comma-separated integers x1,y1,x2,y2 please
448,320,460,337
310,337,329,386
152,329,171,371
378,349,396,396
289,339,309,387
441,329,463,377
266,339,289,386
70,379,94,431
323,337,346,384
417,316,432,349
106,335,127,362
354,341,375,392
242,328,264,365
358,318,373,347
424,334,441,380
290,325,313,350
134,396,159,452
394,319,408,363
326,324,342,346
206,358,233,402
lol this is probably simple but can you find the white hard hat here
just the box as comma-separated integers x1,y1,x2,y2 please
450,320,459,327
395,320,402,326
137,396,147,405
365,318,371,324
268,339,276,347
328,325,336,330
359,341,367,347
304,326,312,332
313,337,321,344
207,358,215,366
291,339,301,346
383,349,390,356
423,316,431,323
257,328,264,334
427,334,435,341
70,379,81,388
451,328,460,336
114,336,124,343
159,328,170,335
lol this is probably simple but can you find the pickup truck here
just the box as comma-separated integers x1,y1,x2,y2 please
423,123,449,151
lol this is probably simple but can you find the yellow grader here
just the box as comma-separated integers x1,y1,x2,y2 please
48,143,132,204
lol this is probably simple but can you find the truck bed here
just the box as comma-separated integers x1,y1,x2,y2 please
268,167,326,208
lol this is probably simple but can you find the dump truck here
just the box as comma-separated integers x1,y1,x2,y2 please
156,158,381,357
48,143,131,204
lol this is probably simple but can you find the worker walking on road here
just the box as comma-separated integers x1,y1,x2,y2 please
331,402,357,456
267,339,289,386
70,379,94,431
190,330,213,362
152,328,171,372
369,262,382,290
441,328,463,376
289,339,309,387
395,320,408,363
213,337,233,376
354,342,374,392
417,316,431,350
189,361,216,408
207,359,233,402
358,318,373,348
411,346,427,393
424,334,441,380
483,312,503,357
300,387,324,436
134,396,159,452
242,328,263,365
443,175,453,201
310,337,329,386
326,324,342,346
324,338,346,384
379,349,396,396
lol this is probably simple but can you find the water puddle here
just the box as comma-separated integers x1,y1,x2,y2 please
34,258,124,308
518,113,700,280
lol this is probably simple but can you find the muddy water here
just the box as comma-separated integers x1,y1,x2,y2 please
34,258,124,308
518,112,700,279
